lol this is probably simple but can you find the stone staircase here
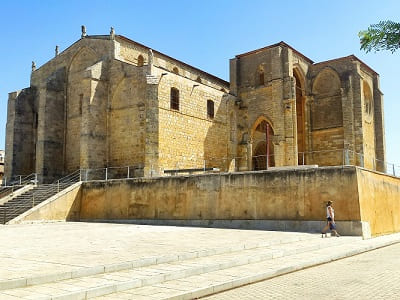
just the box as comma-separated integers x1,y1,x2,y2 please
0,171,80,224
0,234,367,299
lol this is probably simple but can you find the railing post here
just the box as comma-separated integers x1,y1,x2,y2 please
203,160,206,172
34,173,38,186
345,149,349,165
85,169,88,181
302,152,305,165
127,166,130,179
19,175,22,185
105,168,108,181
79,169,82,182
393,164,396,177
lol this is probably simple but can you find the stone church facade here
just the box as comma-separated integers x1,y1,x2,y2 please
5,29,385,182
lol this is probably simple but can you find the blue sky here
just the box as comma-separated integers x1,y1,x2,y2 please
0,0,399,166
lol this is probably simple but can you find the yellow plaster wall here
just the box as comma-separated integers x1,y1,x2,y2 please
357,168,400,236
80,167,361,222
16,167,400,237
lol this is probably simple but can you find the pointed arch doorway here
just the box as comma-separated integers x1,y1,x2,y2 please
251,118,275,170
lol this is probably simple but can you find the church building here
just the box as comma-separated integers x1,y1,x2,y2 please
5,27,385,183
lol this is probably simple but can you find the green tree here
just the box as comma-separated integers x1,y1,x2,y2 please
359,20,400,53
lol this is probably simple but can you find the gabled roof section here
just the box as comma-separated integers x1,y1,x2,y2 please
235,41,314,64
114,35,229,87
313,54,378,75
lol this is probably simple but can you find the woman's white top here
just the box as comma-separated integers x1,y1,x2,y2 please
326,206,335,219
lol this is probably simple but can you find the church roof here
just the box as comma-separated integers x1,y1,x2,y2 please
235,41,314,64
313,55,378,75
114,35,230,87
235,41,378,75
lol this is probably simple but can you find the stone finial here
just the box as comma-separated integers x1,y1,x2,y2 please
110,27,115,40
31,61,36,72
55,45,59,57
81,25,87,38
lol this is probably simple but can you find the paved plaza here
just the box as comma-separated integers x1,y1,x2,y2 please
0,222,399,299
0,222,315,282
203,242,400,300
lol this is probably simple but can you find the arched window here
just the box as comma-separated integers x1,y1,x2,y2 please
170,88,179,110
363,81,373,116
311,68,342,130
196,76,202,83
137,55,144,67
172,67,179,74
207,100,214,119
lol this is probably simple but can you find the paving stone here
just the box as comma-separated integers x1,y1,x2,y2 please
202,242,400,300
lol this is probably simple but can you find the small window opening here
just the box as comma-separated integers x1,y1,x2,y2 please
170,88,180,110
259,71,265,86
137,55,144,67
207,100,214,119
172,67,179,74
196,76,202,83
34,112,38,129
79,94,83,115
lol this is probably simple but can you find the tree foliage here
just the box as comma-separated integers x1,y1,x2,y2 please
359,20,400,53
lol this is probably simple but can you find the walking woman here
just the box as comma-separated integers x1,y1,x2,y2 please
321,201,340,237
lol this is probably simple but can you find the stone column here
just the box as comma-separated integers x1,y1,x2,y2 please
373,74,386,172
247,138,253,171
144,78,159,177
80,62,108,170
5,89,36,182
341,75,357,165
36,68,66,182
304,96,312,164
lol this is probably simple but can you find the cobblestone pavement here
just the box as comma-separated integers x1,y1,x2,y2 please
202,242,400,300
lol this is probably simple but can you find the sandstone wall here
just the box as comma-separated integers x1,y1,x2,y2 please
233,45,301,167
156,69,229,171
30,37,114,181
5,89,36,180
108,62,147,171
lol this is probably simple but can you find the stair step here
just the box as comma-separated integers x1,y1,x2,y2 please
0,234,321,291
1,181,77,224
0,235,357,299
